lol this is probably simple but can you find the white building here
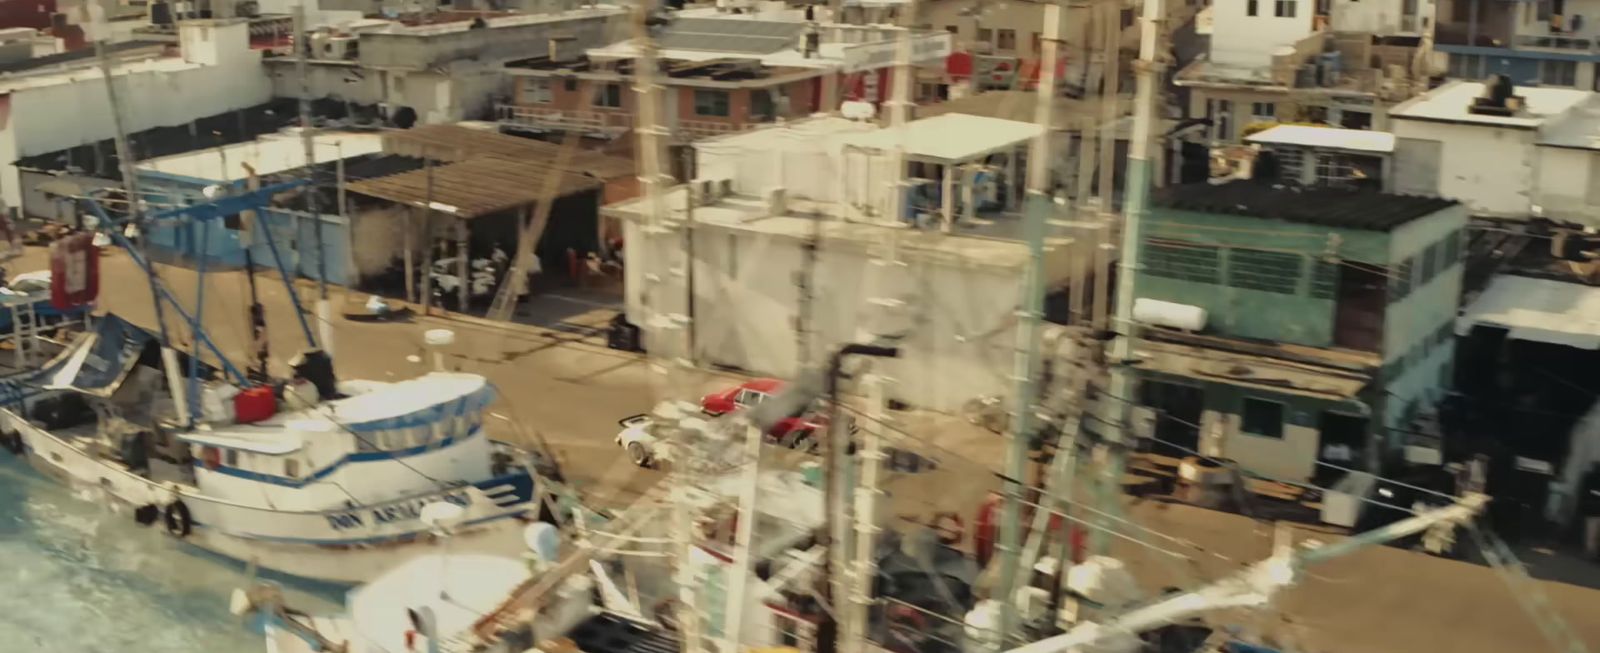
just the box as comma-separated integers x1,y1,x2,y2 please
1390,79,1600,225
0,19,271,211
605,116,1087,411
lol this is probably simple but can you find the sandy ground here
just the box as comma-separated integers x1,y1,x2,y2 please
38,247,1600,653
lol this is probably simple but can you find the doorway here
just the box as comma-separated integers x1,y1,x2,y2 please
1333,264,1386,351
1317,411,1368,483
1142,380,1204,457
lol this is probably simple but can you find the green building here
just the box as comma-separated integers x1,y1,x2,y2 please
1130,180,1467,483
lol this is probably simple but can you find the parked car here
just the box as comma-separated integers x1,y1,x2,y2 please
615,414,659,468
700,378,853,451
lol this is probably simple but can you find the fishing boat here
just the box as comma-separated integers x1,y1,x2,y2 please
0,312,543,584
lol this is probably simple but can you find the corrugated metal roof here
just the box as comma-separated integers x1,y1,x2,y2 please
345,157,599,219
1153,180,1458,231
1457,274,1600,349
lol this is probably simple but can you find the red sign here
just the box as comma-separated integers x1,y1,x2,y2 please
49,233,98,310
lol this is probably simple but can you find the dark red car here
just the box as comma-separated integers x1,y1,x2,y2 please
701,378,831,449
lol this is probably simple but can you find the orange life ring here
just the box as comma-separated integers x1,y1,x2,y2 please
931,511,964,546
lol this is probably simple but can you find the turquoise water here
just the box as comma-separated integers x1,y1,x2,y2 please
0,455,339,652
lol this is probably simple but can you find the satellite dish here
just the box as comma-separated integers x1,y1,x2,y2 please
420,502,466,531
523,522,561,563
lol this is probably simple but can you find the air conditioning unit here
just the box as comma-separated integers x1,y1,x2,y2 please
322,35,359,60
691,178,715,206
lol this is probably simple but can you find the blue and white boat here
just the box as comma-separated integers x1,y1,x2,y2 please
0,313,543,584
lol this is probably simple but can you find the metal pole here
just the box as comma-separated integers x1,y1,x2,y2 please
457,220,470,311
403,208,416,303
87,5,171,347
294,3,326,302
1091,0,1163,554
995,0,1061,640
1092,0,1118,331
843,374,889,653
420,158,435,316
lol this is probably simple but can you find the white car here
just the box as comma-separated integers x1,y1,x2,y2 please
615,414,660,467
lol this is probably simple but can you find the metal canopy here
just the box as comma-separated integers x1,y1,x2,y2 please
381,124,636,180
345,158,600,219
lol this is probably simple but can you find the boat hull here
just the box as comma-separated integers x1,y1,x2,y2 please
6,409,539,585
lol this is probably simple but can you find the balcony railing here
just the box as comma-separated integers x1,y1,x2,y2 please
497,104,770,142
1514,33,1600,52
496,105,634,136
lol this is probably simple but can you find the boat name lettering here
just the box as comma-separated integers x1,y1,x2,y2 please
324,490,472,531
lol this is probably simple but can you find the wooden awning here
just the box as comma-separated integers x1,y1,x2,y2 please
381,124,636,181
345,158,600,220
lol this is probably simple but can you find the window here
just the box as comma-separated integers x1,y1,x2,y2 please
1274,0,1297,17
1389,257,1414,301
750,89,776,121
1442,231,1461,266
1311,258,1339,299
976,27,993,45
1419,242,1440,285
1541,60,1578,87
1241,398,1285,439
945,25,958,34
594,83,624,108
1212,98,1233,141
519,78,551,104
563,78,578,92
1145,239,1222,283
1247,0,1259,16
1228,249,1303,294
1448,53,1483,79
1314,153,1354,185
997,29,1017,51
1032,32,1042,54
1251,102,1276,121
285,458,301,479
694,90,731,117
225,449,240,467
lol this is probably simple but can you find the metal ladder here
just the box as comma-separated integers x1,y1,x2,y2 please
11,301,37,369
1468,525,1590,653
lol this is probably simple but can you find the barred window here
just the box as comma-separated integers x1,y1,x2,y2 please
1419,242,1439,286
1311,258,1339,299
1228,249,1302,294
1441,232,1461,269
1145,239,1221,283
1389,257,1414,301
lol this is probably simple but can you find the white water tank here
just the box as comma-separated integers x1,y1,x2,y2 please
1132,298,1207,332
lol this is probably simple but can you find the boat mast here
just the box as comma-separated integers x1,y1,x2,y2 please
85,2,192,422
293,2,335,358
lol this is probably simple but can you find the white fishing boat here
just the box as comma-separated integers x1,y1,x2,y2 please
0,313,544,584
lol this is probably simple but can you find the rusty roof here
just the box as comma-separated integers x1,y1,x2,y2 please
381,124,636,180
345,157,600,219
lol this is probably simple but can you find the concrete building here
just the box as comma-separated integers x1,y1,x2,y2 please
0,19,271,211
1129,181,1466,482
497,13,951,141
1435,0,1600,90
1389,79,1600,225
264,7,628,126
603,115,1087,411
1177,0,1434,143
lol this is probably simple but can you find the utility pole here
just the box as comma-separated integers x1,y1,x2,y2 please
1090,0,1163,554
630,2,703,652
994,0,1062,641
1091,0,1119,331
